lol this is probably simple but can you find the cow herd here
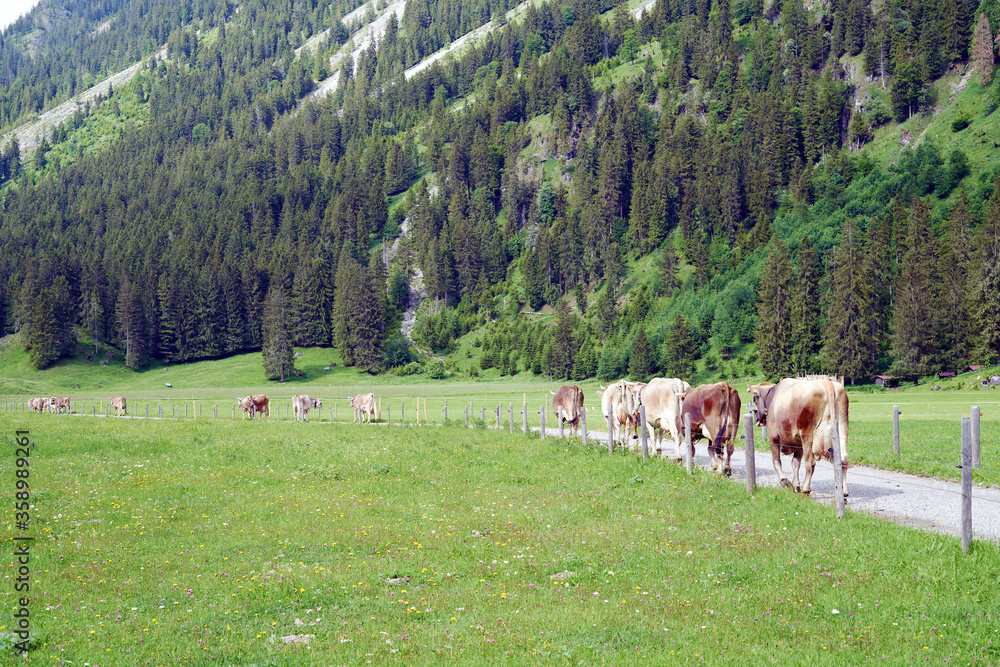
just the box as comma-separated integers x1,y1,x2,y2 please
235,393,376,423
27,396,71,413
555,375,849,499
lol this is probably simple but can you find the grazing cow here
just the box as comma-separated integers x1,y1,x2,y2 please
28,397,46,413
348,394,377,423
237,396,255,420
55,396,71,414
597,380,642,446
292,394,322,422
749,378,849,497
551,385,585,436
637,378,691,458
251,395,270,420
110,396,127,417
165,383,172,388
680,382,741,474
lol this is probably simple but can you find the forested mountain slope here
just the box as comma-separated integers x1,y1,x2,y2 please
0,0,999,385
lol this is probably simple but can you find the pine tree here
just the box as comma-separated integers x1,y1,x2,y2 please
823,219,870,384
662,314,696,379
789,236,821,374
890,198,939,375
262,285,295,382
657,241,680,296
628,327,655,380
116,280,148,369
972,13,996,85
28,287,61,370
970,178,1000,363
755,238,793,379
551,299,577,379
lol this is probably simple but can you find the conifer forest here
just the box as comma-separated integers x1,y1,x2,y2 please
1,0,999,383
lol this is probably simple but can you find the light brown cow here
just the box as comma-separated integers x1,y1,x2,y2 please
551,385,585,436
597,380,642,446
110,396,127,417
637,378,691,458
56,396,71,413
251,395,270,420
349,394,377,423
237,396,255,420
680,382,742,474
293,394,322,422
749,378,849,496
28,397,46,413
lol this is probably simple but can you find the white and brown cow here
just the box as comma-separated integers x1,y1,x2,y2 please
749,378,849,497
551,385,585,436
110,396,127,417
680,382,742,474
28,397,46,413
349,394,377,423
238,396,255,420
251,395,270,420
597,380,643,446
292,394,322,422
637,377,691,458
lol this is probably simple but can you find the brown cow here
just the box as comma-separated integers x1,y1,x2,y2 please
680,382,741,474
551,385,585,436
749,378,849,497
110,396,127,417
28,397,46,413
251,395,270,420
348,394,377,423
237,396,255,420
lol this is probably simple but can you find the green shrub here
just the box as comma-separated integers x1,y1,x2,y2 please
951,116,970,132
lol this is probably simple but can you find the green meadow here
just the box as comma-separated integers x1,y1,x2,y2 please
2,414,999,665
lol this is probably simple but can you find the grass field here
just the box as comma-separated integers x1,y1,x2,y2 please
1,413,998,664
2,336,1000,485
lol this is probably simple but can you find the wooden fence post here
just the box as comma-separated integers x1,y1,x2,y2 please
558,407,564,438
145,404,149,419
893,405,900,457
159,404,162,419
444,399,447,423
496,404,500,429
961,417,972,553
640,405,648,461
509,403,513,433
971,406,980,470
522,402,527,435
232,404,235,420
213,405,217,419
540,408,546,439
831,420,845,520
581,410,588,447
401,401,405,424
387,406,391,426
480,406,485,422
685,413,693,475
465,405,468,427
185,404,188,418
743,413,756,495
607,411,614,455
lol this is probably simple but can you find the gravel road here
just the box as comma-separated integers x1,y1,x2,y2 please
584,429,1000,545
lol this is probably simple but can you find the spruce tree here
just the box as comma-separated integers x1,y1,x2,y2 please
756,238,793,380
970,178,1000,363
28,288,60,370
657,241,679,296
262,285,295,382
116,281,148,369
823,219,869,384
789,236,821,374
890,198,939,375
628,327,655,381
663,314,696,379
551,299,577,379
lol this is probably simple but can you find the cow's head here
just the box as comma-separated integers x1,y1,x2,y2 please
748,383,776,426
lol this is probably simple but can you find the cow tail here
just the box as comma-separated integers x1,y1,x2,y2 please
713,385,731,454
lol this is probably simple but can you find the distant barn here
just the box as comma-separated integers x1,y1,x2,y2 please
938,371,957,379
873,375,899,388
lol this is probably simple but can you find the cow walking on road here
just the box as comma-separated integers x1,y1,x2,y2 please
637,378,690,458
292,395,322,422
551,385,585,437
349,394,377,423
110,396,127,417
680,382,741,474
749,378,849,497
